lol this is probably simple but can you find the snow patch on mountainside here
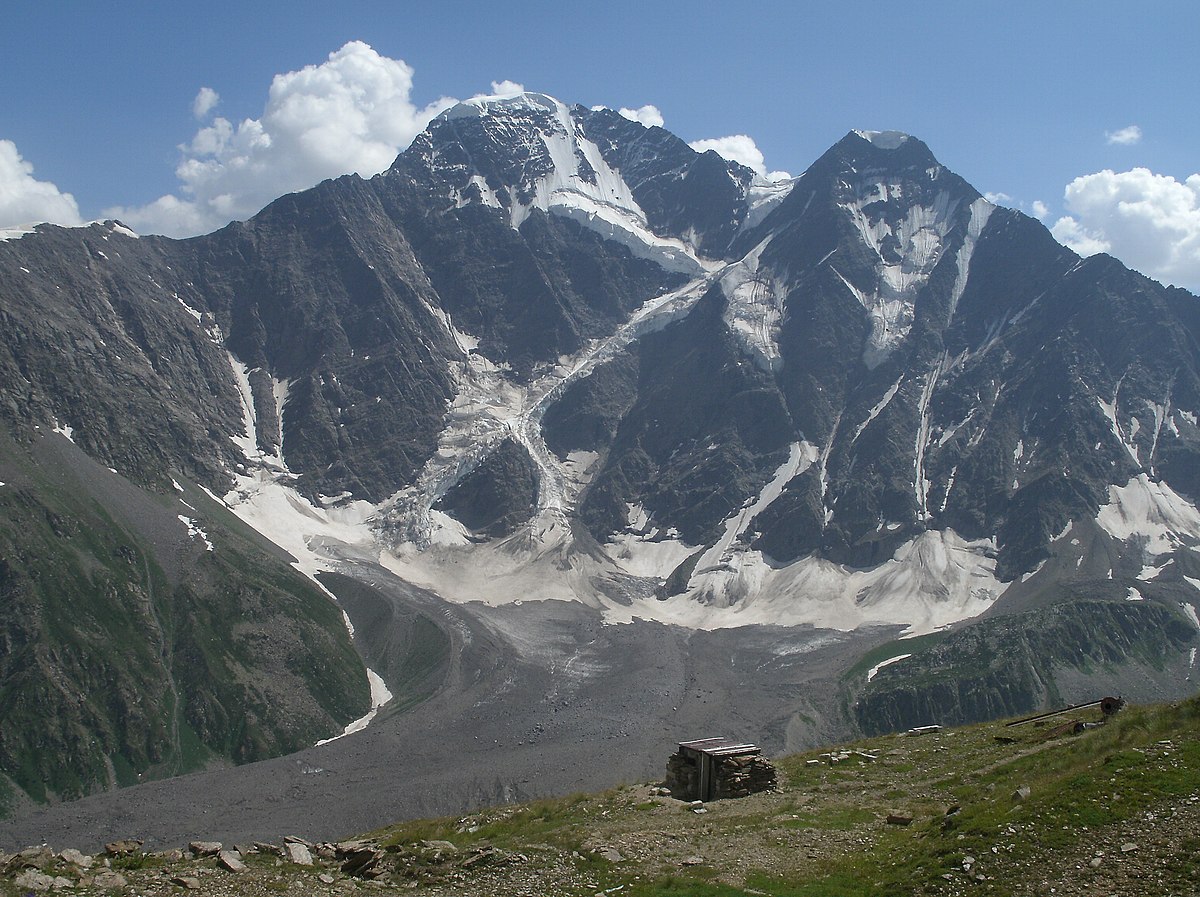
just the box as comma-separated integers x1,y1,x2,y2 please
947,198,995,319
227,353,289,466
838,183,962,367
177,514,214,551
743,176,797,230
0,224,39,241
1097,474,1200,556
315,668,393,746
608,523,695,580
867,653,912,681
609,528,1001,635
685,441,816,593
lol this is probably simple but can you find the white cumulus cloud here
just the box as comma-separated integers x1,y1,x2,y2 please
1031,200,1049,220
192,87,219,120
617,105,664,128
0,139,83,230
1105,125,1142,146
486,80,526,97
1051,167,1200,291
688,134,791,182
108,41,457,237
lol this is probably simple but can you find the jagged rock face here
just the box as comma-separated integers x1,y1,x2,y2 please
564,284,795,547
434,438,539,538
0,223,246,492
577,106,757,257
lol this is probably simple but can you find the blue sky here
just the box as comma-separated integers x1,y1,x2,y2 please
2,0,1197,289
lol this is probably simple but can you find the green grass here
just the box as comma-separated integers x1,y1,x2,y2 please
780,697,1200,894
781,807,876,830
623,879,750,897
841,631,947,682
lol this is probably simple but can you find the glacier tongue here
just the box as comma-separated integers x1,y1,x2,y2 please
383,270,720,548
719,237,787,371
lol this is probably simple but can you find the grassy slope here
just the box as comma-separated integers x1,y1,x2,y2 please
0,430,370,811
365,696,1200,896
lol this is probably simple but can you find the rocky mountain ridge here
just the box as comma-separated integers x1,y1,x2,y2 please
1,90,1199,815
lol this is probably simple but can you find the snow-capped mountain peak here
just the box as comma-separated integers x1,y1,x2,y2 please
406,90,707,273
852,129,912,149
437,89,564,121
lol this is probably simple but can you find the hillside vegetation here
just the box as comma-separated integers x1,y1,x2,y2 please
3,695,1198,896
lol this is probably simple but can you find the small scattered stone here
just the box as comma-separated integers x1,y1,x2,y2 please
342,846,387,878
1089,857,1103,868
693,807,708,814
462,847,506,869
886,813,914,826
218,849,248,873
57,848,93,869
189,840,223,857
1121,842,1138,853
319,872,336,884
92,870,129,890
681,855,705,866
171,875,202,890
597,847,623,862
1012,785,1031,802
283,835,313,846
14,869,55,892
286,842,314,866
16,846,55,868
103,839,143,857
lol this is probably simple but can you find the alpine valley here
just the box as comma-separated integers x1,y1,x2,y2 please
1,92,1198,847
